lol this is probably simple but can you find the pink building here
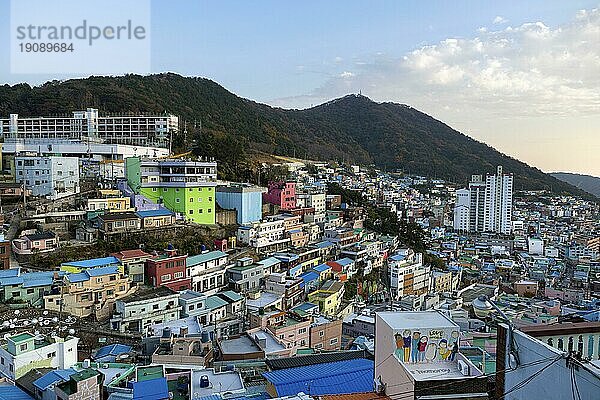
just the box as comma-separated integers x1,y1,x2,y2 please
263,181,296,210
12,232,59,255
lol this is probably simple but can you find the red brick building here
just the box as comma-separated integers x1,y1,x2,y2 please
145,245,191,291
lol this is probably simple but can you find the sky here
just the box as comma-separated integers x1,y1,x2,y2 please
1,0,599,176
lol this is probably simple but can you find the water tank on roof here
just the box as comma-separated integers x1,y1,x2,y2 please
162,327,172,338
201,244,206,252
167,243,174,250
199,375,209,388
201,331,210,343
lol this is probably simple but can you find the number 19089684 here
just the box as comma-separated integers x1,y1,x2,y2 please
19,43,74,52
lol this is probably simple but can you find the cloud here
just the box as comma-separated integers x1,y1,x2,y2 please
272,7,600,119
493,16,508,24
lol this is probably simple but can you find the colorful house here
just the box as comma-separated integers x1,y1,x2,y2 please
146,246,190,291
216,184,265,224
60,256,122,274
125,157,217,225
263,181,296,210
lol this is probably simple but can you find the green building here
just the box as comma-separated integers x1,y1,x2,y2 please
125,157,218,225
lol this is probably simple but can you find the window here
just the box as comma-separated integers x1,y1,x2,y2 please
174,271,184,279
26,288,34,294
189,210,194,215
176,198,181,203
161,274,171,281
319,331,324,337
153,304,159,310
190,198,194,202
19,344,28,351
152,188,157,192
47,351,56,358
298,327,307,334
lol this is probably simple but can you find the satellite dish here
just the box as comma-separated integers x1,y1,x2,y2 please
3,334,9,340
52,317,58,323
9,324,14,329
68,329,75,335
32,319,38,325
2,321,9,328
43,311,49,315
14,310,20,315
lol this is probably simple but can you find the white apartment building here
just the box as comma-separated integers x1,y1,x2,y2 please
0,333,79,380
455,166,513,235
15,155,79,199
484,165,513,234
186,250,230,295
110,287,181,333
236,218,290,253
453,188,470,231
388,249,430,300
1,108,177,148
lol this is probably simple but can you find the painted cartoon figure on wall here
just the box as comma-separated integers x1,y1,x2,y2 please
402,330,411,362
411,332,420,362
425,342,437,362
449,330,460,361
418,335,428,361
398,329,461,364
438,339,450,360
394,333,404,359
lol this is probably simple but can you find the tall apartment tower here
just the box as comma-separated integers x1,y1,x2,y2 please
469,175,487,232
453,166,513,235
484,165,513,234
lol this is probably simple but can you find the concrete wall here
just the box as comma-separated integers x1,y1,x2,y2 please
500,327,599,400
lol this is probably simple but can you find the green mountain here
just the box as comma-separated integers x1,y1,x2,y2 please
0,73,591,198
550,173,600,199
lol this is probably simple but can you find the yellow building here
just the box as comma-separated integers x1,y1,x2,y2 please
45,266,133,321
87,196,133,213
308,280,345,316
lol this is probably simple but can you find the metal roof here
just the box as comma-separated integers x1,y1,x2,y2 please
131,377,169,400
0,384,34,400
187,251,228,267
93,344,133,360
135,209,174,218
33,368,78,390
262,358,374,396
62,256,120,269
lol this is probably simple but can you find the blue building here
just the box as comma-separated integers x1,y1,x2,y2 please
216,184,265,224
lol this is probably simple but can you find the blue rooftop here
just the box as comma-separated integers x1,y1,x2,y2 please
257,257,281,268
0,270,63,288
33,368,78,391
335,257,354,266
313,264,331,273
0,269,20,279
86,265,120,277
61,256,120,269
94,344,133,360
0,385,34,400
136,209,174,218
262,358,374,396
300,271,320,283
131,377,169,400
187,251,228,267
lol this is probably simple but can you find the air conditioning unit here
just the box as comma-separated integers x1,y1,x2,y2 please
458,360,470,376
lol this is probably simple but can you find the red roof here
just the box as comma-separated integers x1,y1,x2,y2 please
111,249,152,260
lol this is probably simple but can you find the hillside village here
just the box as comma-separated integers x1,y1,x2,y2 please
0,109,597,399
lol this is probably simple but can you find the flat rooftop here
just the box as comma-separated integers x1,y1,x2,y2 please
219,335,262,355
377,311,458,330
190,369,244,397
